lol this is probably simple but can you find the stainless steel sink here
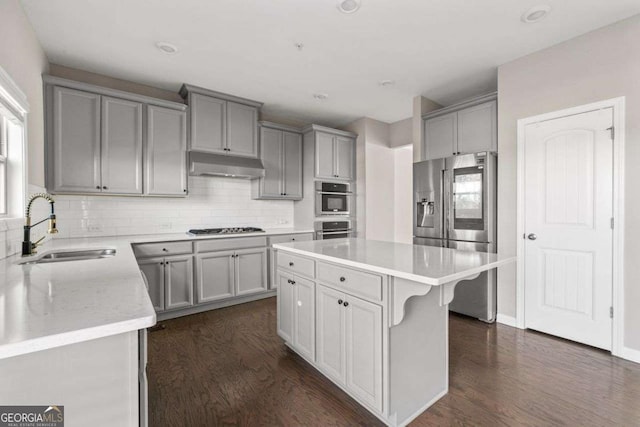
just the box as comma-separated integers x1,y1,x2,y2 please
20,248,116,264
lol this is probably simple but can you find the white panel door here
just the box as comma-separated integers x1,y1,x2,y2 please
316,284,346,385
293,276,315,361
277,272,294,343
345,294,383,412
524,108,613,350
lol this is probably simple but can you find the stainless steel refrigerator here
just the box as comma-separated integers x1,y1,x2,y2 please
413,152,497,322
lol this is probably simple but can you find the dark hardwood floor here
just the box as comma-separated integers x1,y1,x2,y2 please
148,297,640,426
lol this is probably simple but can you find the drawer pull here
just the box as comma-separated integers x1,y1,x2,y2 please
338,299,343,305
162,248,168,252
289,262,294,267
339,276,346,282
343,301,349,307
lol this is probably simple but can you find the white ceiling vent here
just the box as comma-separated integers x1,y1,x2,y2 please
521,5,551,23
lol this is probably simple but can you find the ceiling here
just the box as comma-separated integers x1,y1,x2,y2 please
20,0,640,127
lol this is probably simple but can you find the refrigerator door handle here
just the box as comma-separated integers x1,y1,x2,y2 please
443,168,452,241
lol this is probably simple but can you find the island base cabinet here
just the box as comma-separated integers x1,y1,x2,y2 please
0,331,140,427
277,272,315,361
316,283,383,413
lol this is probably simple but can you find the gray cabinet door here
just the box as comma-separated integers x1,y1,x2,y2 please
101,96,143,195
235,248,267,296
282,131,302,198
335,136,354,180
139,258,165,312
145,105,187,196
164,255,194,310
226,101,258,158
315,132,335,179
190,93,226,154
424,112,457,160
51,86,101,193
196,251,235,304
277,271,294,343
456,100,497,154
259,127,283,197
345,294,383,412
316,284,346,385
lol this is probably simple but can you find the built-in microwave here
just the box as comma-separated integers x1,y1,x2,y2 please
315,181,352,216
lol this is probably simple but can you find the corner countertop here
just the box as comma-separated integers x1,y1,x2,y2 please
273,238,515,286
0,228,313,360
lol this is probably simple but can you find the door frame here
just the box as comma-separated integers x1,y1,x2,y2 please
516,97,625,357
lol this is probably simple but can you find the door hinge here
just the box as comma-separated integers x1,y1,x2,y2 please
610,217,614,229
610,306,614,318
607,126,615,140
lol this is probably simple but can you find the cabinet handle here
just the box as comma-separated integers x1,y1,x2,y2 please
183,189,187,193
339,276,346,282
338,299,343,305
96,186,100,190
289,262,294,267
343,301,349,307
162,248,168,252
288,279,296,285
102,186,108,190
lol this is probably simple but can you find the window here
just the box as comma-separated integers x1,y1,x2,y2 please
0,66,29,218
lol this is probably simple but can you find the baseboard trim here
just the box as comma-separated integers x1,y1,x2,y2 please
619,346,640,364
496,314,517,328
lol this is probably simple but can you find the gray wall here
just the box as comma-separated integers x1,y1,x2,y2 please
497,14,640,351
0,0,49,187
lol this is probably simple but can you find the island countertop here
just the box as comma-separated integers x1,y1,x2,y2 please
273,238,515,286
0,228,313,360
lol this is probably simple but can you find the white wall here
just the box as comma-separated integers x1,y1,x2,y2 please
393,146,413,244
497,14,640,352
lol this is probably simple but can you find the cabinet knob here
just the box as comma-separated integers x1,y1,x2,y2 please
339,276,346,282
162,248,168,252
289,262,294,267
338,299,343,305
343,301,349,307
96,186,100,190
290,280,296,285
183,189,187,193
102,186,108,190
292,238,295,241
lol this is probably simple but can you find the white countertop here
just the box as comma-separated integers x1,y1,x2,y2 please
0,228,313,360
273,238,515,286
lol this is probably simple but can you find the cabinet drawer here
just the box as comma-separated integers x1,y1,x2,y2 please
195,237,267,253
268,233,314,246
317,262,382,302
134,241,193,258
277,252,315,278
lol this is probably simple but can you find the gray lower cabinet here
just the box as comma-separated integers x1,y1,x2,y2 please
195,247,267,303
45,76,188,196
145,105,188,196
277,271,315,361
138,255,193,312
253,122,303,200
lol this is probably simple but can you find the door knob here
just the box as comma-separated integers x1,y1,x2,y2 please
527,233,537,240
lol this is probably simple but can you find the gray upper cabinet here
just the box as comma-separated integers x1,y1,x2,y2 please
101,96,143,194
50,86,102,193
422,94,497,161
190,93,226,154
253,122,303,200
306,126,356,181
145,105,187,196
180,84,262,159
44,75,188,196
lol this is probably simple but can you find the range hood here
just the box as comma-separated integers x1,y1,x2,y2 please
189,151,265,179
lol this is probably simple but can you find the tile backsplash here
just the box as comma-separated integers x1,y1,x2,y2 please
0,178,294,259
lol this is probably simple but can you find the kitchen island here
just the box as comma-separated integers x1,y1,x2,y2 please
273,238,515,427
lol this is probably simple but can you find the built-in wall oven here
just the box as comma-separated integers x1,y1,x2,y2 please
315,181,352,216
315,220,355,240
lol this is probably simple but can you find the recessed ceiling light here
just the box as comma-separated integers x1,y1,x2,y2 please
156,42,178,54
521,5,551,23
313,93,329,100
379,80,395,87
337,0,361,14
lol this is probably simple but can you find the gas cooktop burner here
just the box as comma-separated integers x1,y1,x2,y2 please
187,227,265,235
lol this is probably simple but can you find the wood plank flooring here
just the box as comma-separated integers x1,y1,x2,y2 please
148,297,640,426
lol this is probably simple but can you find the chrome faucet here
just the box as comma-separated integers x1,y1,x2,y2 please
22,193,58,256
